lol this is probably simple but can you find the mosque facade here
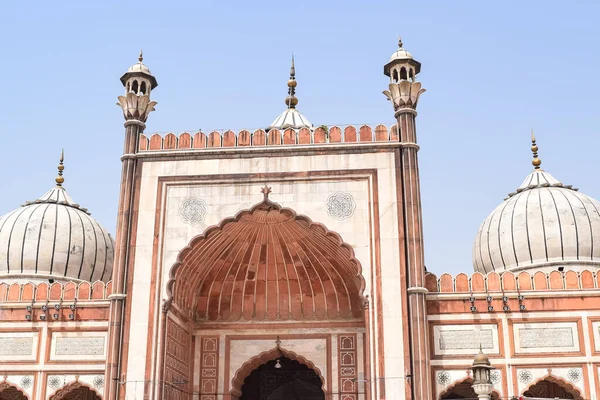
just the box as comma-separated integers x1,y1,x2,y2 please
0,39,599,400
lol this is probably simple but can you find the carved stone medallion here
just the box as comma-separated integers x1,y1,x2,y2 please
326,192,356,221
179,198,208,224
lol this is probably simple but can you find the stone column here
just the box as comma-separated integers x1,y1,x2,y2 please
385,79,430,399
105,93,156,400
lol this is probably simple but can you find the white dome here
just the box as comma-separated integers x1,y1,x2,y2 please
389,47,413,62
0,186,114,282
473,169,600,273
268,108,312,131
127,60,152,75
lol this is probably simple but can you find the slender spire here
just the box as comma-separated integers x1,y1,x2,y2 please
531,129,542,170
55,149,65,187
398,35,403,48
285,55,298,109
138,49,143,63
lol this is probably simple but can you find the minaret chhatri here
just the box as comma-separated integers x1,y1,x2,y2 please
105,50,157,400
383,37,430,400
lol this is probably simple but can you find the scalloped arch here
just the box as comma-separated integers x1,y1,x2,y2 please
230,346,325,398
0,381,28,399
522,374,583,399
166,197,366,322
438,376,500,399
49,381,101,400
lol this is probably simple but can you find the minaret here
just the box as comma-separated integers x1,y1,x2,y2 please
106,51,157,400
383,37,430,399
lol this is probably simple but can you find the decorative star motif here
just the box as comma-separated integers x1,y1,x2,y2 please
261,185,272,200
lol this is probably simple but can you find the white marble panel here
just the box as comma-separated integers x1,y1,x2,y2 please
432,324,499,356
49,331,107,361
513,321,579,354
0,332,37,362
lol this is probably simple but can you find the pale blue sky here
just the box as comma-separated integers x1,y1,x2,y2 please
0,1,598,275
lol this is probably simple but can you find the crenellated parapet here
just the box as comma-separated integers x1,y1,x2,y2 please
425,270,600,293
0,280,112,303
138,124,399,151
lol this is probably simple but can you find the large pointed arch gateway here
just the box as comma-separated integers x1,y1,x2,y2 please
0,382,27,400
166,186,366,321
522,375,583,399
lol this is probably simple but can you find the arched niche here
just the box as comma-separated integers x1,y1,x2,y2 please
439,377,499,399
0,382,28,400
522,375,583,399
166,193,366,323
49,381,101,400
231,346,326,399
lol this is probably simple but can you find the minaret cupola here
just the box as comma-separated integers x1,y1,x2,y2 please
120,50,158,96
384,37,421,82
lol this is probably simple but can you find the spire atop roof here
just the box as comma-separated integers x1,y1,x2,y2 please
398,35,403,48
531,129,542,170
55,149,65,187
138,49,143,63
285,54,298,109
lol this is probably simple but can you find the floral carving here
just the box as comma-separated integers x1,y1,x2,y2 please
48,376,62,390
116,92,157,122
437,371,450,385
383,81,426,112
567,368,581,382
92,375,104,389
490,371,500,386
19,376,32,389
518,370,532,384
326,192,356,221
179,198,208,224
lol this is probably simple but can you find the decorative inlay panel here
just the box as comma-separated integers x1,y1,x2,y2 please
326,192,356,221
338,334,357,400
439,329,494,350
513,322,579,354
0,337,33,356
164,317,192,400
432,324,499,356
199,336,219,400
179,198,208,224
519,327,574,348
55,337,105,355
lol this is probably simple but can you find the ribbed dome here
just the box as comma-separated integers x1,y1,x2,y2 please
267,108,312,131
389,47,413,62
473,169,600,273
0,186,114,282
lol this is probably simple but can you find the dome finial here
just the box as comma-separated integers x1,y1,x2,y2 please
285,54,298,109
398,35,403,48
55,149,65,187
531,129,542,170
138,49,143,63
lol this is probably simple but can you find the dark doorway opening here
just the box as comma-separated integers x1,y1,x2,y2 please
240,356,325,400
523,379,581,399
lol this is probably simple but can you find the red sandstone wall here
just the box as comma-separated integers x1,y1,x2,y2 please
138,125,398,151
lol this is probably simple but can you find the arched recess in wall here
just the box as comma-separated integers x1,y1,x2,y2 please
439,377,500,399
230,345,326,399
166,194,367,322
49,382,101,400
0,382,28,400
522,375,583,400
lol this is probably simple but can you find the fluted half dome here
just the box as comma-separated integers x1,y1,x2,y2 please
473,169,600,273
267,108,312,131
0,186,114,282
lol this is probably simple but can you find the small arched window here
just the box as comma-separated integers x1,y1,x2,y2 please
409,68,414,81
400,67,407,80
392,69,399,83
131,80,139,94
140,81,147,95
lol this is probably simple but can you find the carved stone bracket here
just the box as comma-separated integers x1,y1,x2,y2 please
116,92,157,122
383,81,426,112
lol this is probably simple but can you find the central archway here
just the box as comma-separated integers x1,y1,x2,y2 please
240,356,324,400
167,191,366,321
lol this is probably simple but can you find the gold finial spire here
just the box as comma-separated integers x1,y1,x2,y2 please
138,49,143,63
285,54,298,109
398,35,403,48
531,129,542,169
55,149,65,186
